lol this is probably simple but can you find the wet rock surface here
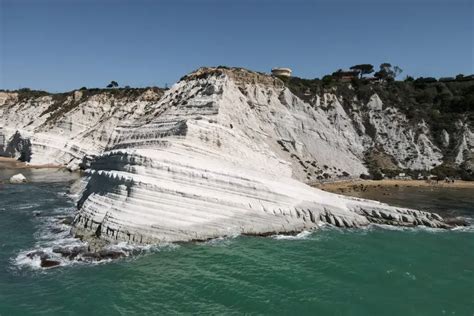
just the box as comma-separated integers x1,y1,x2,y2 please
52,246,88,260
26,250,61,268
40,259,61,268
52,245,126,261
80,250,126,261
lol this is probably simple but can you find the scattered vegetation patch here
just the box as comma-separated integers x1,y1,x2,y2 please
282,74,473,175
7,86,164,124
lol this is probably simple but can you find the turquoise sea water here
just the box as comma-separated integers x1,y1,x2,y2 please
0,176,473,315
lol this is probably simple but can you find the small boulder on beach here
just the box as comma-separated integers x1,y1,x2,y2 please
9,173,27,184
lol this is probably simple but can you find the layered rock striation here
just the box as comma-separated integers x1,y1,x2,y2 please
1,67,471,245
0,88,164,170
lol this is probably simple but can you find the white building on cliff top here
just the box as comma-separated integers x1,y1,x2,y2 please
271,68,292,77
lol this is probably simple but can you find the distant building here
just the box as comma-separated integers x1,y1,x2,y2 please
271,68,292,77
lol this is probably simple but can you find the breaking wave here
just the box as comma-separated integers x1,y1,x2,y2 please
272,230,312,240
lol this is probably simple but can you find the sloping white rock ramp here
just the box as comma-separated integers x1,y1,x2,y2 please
72,68,450,245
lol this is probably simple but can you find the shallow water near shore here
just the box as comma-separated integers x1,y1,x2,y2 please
0,176,473,315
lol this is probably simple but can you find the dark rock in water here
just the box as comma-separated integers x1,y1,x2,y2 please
26,250,61,268
52,245,125,262
50,227,64,234
444,217,469,227
26,250,48,260
53,246,88,260
33,211,41,217
82,249,126,261
40,259,60,268
100,250,126,260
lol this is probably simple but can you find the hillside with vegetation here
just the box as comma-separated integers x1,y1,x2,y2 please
279,66,473,180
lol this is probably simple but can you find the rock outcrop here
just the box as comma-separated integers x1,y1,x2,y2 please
0,88,164,170
1,67,471,246
9,173,27,184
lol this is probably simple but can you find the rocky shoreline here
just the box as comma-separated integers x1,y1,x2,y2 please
24,203,469,269
14,174,470,269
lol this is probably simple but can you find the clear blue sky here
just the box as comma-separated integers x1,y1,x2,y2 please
1,0,473,92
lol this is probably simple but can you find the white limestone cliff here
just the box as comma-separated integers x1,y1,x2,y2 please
71,68,454,244
0,68,471,246
0,89,163,170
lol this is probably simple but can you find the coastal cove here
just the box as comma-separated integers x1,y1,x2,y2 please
0,170,472,315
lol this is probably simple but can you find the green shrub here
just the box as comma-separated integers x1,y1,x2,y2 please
372,171,384,180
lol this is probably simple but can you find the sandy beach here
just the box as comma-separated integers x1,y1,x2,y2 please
0,157,64,169
314,179,474,194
